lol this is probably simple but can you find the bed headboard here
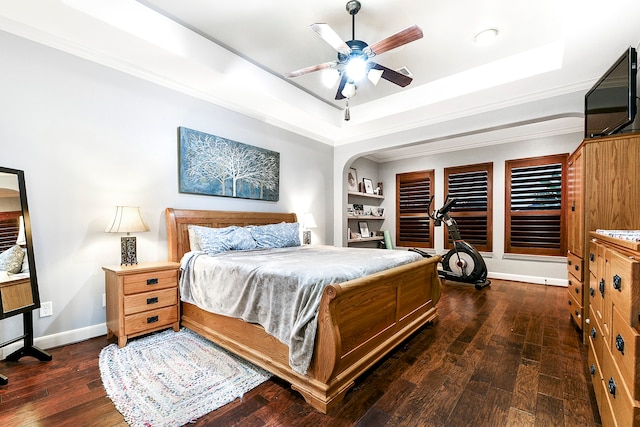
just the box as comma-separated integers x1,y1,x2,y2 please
165,208,298,262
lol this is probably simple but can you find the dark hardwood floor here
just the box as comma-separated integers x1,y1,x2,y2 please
0,279,600,426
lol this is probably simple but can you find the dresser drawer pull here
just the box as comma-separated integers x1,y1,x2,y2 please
590,364,596,376
590,253,595,262
615,334,625,355
568,300,572,306
589,287,595,297
567,259,572,266
146,278,159,286
575,265,579,271
146,297,159,305
608,377,617,398
599,279,605,297
147,315,159,324
575,286,580,294
575,310,580,318
613,275,622,291
591,328,597,339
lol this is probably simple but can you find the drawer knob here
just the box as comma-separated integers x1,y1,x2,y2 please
613,275,622,291
599,279,605,298
608,377,617,398
591,328,597,339
590,364,596,376
575,265,579,271
589,287,595,297
568,299,572,306
590,253,595,262
146,297,159,305
575,310,580,318
615,334,625,355
567,260,572,266
147,278,159,285
147,315,159,324
575,286,580,294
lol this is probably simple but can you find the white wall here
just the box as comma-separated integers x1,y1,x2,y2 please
0,31,334,349
375,133,582,284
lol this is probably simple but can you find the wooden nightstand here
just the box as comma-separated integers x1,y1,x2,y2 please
103,261,180,347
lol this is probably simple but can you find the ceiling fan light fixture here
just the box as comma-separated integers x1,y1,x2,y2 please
341,81,357,98
367,68,384,86
322,68,340,87
474,28,499,46
345,56,368,81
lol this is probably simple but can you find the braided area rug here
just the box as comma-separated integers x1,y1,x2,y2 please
99,328,271,427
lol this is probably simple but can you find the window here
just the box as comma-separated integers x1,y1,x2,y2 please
505,154,568,256
396,170,434,248
444,163,493,252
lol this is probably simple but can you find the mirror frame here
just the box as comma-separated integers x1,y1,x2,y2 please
0,166,40,319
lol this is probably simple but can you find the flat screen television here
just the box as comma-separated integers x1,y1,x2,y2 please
584,47,637,138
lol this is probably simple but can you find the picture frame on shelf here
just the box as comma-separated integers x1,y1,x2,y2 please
363,178,374,194
358,221,370,238
347,168,358,192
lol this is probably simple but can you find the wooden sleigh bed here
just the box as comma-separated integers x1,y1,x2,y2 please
166,208,442,413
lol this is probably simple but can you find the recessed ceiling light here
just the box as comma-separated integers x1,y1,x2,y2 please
474,28,499,46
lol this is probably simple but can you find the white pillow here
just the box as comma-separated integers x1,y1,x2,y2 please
0,245,26,274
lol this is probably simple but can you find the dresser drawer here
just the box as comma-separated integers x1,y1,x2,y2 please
601,345,640,427
589,306,605,365
589,241,599,275
124,288,178,316
606,248,640,328
588,337,603,407
567,290,583,327
567,276,582,304
589,272,606,326
611,305,640,401
567,252,583,281
124,305,178,335
123,269,178,295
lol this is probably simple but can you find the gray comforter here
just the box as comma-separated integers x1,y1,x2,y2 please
179,245,422,374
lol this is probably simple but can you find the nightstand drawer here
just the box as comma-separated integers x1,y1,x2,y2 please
124,306,178,336
124,288,178,316
567,290,582,326
123,269,178,295
567,276,582,303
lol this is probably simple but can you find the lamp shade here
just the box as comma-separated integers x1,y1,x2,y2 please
105,206,150,234
303,213,317,229
15,215,26,246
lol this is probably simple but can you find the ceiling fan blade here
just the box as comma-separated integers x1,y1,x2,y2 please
335,73,348,100
365,25,423,57
370,63,413,87
285,62,336,78
310,23,351,56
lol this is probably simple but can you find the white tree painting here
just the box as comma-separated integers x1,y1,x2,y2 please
178,127,279,201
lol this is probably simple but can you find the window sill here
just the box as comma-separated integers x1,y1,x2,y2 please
501,253,567,263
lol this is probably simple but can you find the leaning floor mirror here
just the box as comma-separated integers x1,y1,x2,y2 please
0,166,51,384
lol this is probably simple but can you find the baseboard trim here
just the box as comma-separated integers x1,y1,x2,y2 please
1,323,106,359
488,272,568,287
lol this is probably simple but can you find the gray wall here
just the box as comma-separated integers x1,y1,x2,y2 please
0,31,334,350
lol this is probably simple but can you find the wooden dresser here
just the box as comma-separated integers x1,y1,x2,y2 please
588,232,640,426
103,261,180,347
566,132,640,342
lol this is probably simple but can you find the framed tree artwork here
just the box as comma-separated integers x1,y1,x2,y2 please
178,127,279,201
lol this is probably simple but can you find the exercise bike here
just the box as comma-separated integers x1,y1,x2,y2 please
410,196,491,290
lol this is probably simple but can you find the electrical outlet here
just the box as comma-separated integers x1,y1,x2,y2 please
102,293,106,307
40,301,53,317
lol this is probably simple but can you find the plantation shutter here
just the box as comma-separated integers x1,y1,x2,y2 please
0,212,20,252
505,154,567,256
396,170,434,248
444,163,493,251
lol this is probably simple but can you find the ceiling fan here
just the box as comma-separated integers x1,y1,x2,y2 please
285,0,423,104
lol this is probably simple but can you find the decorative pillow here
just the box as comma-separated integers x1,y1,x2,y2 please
20,248,29,273
187,226,202,252
0,245,26,274
190,225,256,255
249,222,300,249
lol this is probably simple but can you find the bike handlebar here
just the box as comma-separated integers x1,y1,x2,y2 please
437,197,457,216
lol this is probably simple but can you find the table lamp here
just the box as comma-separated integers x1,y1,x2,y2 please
302,213,317,245
105,206,149,265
